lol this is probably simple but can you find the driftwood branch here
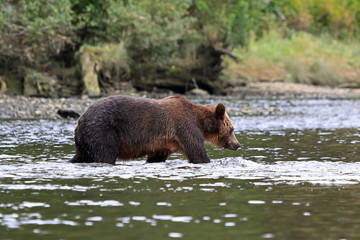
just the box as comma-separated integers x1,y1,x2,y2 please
192,77,199,89
213,46,239,62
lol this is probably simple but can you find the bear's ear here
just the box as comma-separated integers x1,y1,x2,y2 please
215,103,225,119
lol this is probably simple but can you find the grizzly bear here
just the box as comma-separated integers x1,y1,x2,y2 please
70,95,240,164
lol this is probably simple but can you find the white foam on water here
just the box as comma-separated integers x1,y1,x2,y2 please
248,200,266,205
21,202,50,208
64,200,124,207
132,216,146,221
156,202,172,207
0,158,360,186
152,215,173,220
0,214,79,229
168,232,183,238
171,216,193,223
225,222,236,227
86,216,103,222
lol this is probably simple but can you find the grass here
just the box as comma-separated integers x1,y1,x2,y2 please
225,30,360,87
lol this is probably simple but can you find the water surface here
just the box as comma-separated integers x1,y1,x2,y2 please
1,98,360,239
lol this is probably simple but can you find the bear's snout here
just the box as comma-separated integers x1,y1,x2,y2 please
224,133,240,151
225,141,241,151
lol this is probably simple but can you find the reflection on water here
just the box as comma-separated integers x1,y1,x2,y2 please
1,99,360,239
1,178,360,239
239,129,360,163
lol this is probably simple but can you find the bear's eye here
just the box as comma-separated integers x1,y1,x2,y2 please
229,128,234,134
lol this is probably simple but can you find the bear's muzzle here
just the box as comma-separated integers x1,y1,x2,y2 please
225,142,240,151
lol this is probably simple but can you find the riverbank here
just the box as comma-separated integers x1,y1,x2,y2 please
1,82,360,119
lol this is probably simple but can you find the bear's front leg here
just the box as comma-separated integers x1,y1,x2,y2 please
186,145,210,164
146,150,170,163
178,130,211,164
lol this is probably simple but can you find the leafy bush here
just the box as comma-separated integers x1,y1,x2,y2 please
105,0,197,64
0,0,74,70
274,0,360,38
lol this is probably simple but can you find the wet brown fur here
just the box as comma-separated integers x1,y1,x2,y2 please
71,95,240,164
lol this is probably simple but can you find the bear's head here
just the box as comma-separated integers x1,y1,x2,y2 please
204,103,240,151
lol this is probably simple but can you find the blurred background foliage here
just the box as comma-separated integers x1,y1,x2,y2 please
1,0,360,96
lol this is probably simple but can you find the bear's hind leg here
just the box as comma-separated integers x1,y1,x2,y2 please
99,149,118,165
90,130,120,164
70,152,84,163
73,135,119,164
146,150,170,163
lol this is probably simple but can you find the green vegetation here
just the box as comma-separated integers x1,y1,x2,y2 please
227,30,360,87
1,0,360,96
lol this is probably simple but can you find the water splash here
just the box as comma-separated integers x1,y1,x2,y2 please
0,158,360,186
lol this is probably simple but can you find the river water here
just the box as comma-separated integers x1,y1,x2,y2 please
1,98,360,239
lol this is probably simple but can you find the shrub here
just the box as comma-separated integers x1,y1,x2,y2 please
0,0,74,70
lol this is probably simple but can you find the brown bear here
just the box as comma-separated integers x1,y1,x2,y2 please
70,95,240,164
